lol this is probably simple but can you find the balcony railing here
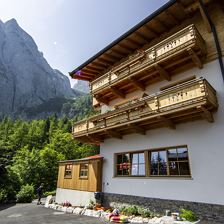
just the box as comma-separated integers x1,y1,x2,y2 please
73,78,217,143
90,24,206,98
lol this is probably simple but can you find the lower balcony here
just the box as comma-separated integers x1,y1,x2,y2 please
73,78,218,144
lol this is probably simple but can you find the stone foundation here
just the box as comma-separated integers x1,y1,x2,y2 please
103,192,224,223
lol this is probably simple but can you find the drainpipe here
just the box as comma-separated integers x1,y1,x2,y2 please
199,0,224,83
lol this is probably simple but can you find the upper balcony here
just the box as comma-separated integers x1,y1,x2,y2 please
73,78,218,144
90,25,206,106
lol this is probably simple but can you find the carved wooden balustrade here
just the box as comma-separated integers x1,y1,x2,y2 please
90,24,206,104
73,78,217,143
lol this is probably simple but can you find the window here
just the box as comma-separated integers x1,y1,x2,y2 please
116,152,145,176
115,146,191,177
150,146,191,176
168,147,190,176
64,164,72,178
116,153,130,176
79,163,88,179
131,153,145,176
150,151,167,175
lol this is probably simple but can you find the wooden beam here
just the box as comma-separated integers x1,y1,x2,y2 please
77,73,94,79
110,86,125,99
126,38,142,48
98,57,114,65
92,61,108,69
187,49,203,69
73,75,91,81
197,106,214,122
134,31,148,43
198,2,212,33
81,71,97,77
104,53,121,61
89,63,107,70
176,2,187,17
144,24,159,38
94,95,109,105
82,68,99,75
155,18,169,31
76,137,91,144
86,65,102,72
119,43,135,51
157,115,176,129
111,48,127,57
127,124,146,135
165,11,179,25
117,44,132,53
154,63,171,81
129,77,145,91
87,134,104,143
105,130,122,139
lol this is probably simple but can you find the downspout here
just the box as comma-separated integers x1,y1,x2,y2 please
199,0,224,82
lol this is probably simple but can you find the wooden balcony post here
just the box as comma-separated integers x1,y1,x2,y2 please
154,63,171,81
187,49,203,69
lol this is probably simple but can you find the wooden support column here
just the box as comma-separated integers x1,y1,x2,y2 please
144,150,150,177
154,63,171,81
187,49,203,69
157,115,176,129
110,86,125,99
129,77,145,91
197,106,214,122
127,124,146,135
105,130,122,139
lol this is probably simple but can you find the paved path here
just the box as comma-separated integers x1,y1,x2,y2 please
0,203,105,224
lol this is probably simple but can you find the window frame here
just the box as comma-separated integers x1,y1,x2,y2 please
64,163,73,179
79,163,89,179
114,145,191,178
115,151,146,177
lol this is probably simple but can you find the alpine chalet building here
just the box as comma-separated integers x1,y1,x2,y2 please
57,0,224,221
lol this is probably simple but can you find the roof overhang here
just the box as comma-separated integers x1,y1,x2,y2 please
59,154,103,164
69,0,210,82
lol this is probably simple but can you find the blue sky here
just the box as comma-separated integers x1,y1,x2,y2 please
0,0,168,86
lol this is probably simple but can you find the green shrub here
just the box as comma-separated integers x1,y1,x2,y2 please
16,184,34,203
120,205,140,216
180,209,197,222
0,189,7,203
43,190,56,197
138,207,152,218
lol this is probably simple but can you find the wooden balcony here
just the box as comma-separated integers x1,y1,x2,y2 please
90,25,206,105
73,78,217,144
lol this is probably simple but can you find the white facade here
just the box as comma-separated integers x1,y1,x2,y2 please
100,59,224,205
56,188,96,206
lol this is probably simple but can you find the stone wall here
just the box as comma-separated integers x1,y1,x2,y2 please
103,192,224,223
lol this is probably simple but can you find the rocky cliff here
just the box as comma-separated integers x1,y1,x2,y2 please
73,80,90,94
0,19,79,118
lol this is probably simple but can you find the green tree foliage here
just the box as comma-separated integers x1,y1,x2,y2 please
16,184,35,203
0,114,99,201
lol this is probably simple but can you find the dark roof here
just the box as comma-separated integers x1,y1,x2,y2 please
59,154,103,163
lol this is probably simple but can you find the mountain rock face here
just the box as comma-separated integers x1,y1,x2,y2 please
0,19,77,117
73,80,90,93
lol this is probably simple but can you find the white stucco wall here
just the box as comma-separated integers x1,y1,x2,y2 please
56,188,96,206
100,59,224,205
